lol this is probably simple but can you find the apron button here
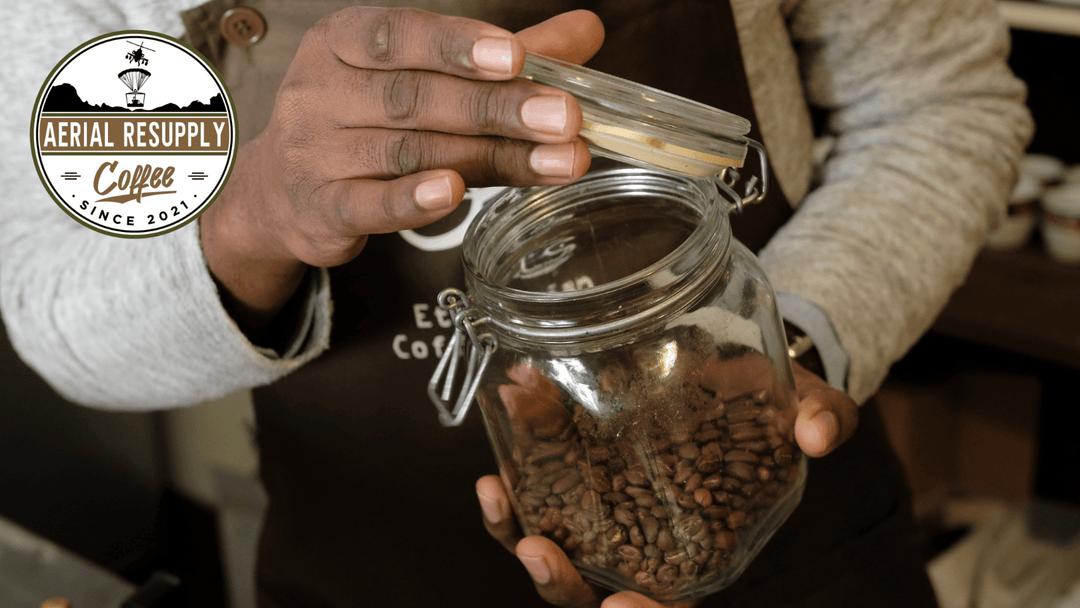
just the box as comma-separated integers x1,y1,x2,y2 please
220,7,267,47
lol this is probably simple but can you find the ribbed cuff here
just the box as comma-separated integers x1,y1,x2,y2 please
776,291,850,393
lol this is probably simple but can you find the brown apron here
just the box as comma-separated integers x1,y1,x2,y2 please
181,2,937,606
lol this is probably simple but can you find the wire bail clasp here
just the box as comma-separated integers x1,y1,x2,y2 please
428,288,499,427
715,138,770,214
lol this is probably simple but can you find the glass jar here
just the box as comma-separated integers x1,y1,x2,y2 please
428,56,805,603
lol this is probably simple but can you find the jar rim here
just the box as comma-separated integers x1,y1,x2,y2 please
520,54,751,178
462,169,732,343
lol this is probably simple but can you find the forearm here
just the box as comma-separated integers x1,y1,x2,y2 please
763,0,1033,403
199,135,311,345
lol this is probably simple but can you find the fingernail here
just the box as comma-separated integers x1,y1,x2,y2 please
414,176,454,210
811,410,839,449
476,486,504,524
530,144,576,178
521,96,568,136
472,37,514,74
518,554,552,585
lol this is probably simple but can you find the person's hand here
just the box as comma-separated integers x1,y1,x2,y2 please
789,359,857,457
475,360,856,607
199,8,605,341
477,473,700,608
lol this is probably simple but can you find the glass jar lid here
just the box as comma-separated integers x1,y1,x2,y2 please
520,54,752,178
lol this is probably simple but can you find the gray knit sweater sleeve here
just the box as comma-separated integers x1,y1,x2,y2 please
758,0,1033,402
0,0,332,410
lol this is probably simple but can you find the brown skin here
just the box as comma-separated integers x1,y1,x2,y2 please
476,361,858,608
199,8,604,343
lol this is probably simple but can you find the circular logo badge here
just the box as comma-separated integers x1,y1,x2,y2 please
30,31,236,238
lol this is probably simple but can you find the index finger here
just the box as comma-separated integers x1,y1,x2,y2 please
320,7,525,79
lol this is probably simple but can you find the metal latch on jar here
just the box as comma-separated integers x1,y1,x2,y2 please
428,288,497,427
715,138,769,215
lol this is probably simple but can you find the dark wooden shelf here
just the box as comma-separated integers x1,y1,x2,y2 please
932,246,1080,369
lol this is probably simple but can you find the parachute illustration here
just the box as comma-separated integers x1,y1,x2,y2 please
118,68,151,108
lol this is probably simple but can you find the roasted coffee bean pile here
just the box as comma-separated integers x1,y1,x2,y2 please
511,389,803,598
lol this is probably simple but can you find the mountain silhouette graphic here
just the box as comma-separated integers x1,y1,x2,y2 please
42,83,226,113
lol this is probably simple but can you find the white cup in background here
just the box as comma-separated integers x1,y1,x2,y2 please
1041,184,1080,264
987,174,1041,251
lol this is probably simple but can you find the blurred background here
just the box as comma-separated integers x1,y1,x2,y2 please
3,2,1080,607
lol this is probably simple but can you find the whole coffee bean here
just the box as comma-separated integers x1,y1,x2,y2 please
634,571,658,587
581,490,602,510
715,529,736,550
738,440,770,453
642,516,660,544
675,515,705,538
674,465,695,485
702,474,723,490
617,560,639,578
603,524,626,545
625,469,648,486
538,506,562,532
611,473,628,492
725,450,759,463
563,483,587,506
563,445,581,465
679,559,700,578
731,427,765,442
635,495,658,508
702,440,722,457
604,492,630,504
521,492,548,508
614,503,637,527
695,457,722,474
695,428,723,442
656,528,676,552
590,470,613,493
694,487,713,507
724,461,756,482
541,458,568,474
726,510,748,529
683,472,703,493
664,548,690,565
630,525,646,546
677,492,698,510
678,443,701,460
618,544,644,562
551,471,583,494
656,564,678,584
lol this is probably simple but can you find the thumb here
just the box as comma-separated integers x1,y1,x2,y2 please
516,10,605,64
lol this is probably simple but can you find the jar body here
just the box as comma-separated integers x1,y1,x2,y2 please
450,169,805,602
